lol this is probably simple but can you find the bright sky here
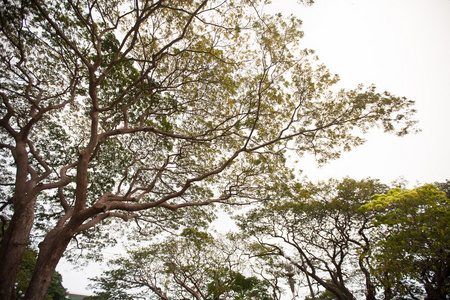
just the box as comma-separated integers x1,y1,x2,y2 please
58,0,450,295
271,0,450,185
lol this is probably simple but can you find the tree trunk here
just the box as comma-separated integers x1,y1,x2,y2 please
23,227,73,300
22,140,95,299
0,201,36,299
0,142,37,300
365,278,376,300
424,261,450,300
358,254,376,300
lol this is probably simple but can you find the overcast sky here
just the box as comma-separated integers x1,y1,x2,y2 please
58,0,450,294
272,0,450,185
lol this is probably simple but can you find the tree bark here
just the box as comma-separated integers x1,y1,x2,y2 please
0,199,36,299
23,227,73,300
23,152,97,299
0,142,37,300
424,259,449,300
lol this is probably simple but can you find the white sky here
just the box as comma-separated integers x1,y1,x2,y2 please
272,0,450,185
58,0,450,295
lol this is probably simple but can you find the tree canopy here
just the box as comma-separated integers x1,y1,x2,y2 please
88,229,273,300
0,0,417,298
236,178,387,299
362,184,450,299
236,179,450,300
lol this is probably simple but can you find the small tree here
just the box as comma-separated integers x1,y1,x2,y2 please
88,229,272,300
239,180,450,300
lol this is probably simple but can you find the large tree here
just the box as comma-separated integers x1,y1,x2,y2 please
0,0,417,299
236,178,389,300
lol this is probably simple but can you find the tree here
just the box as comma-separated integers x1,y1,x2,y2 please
88,229,272,300
0,0,417,298
236,178,389,300
362,184,450,299
238,180,450,300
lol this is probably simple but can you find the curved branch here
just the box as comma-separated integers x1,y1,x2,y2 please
77,211,138,232
0,92,18,137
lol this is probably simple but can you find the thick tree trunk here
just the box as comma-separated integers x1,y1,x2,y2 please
424,262,450,300
0,142,37,300
0,201,35,299
23,227,73,300
22,142,96,299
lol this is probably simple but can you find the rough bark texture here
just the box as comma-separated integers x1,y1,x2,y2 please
0,142,37,300
24,228,72,300
0,202,35,299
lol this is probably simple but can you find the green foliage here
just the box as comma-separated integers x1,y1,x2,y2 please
86,180,450,300
434,179,450,199
362,184,450,298
220,271,272,300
